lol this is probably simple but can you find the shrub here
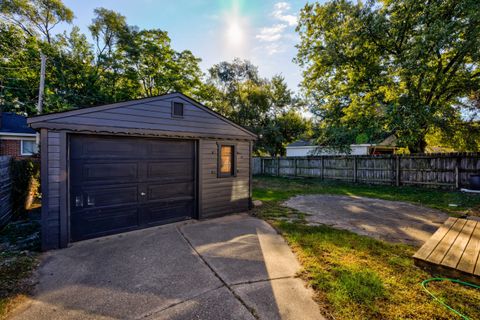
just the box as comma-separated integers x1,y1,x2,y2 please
10,159,40,220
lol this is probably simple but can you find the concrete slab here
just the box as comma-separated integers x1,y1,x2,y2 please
232,278,320,320
179,214,300,285
285,194,449,246
10,224,222,320
147,287,255,320
10,214,324,320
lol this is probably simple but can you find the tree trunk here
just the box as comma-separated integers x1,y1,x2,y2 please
409,136,427,154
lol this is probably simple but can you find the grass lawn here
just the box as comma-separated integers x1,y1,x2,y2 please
252,176,480,320
0,220,40,319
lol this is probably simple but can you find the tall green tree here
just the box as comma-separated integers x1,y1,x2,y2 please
0,1,206,114
0,0,73,43
296,0,480,153
123,29,203,97
205,59,310,155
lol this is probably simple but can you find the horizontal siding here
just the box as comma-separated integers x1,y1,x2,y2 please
44,131,61,249
44,97,253,139
201,140,250,218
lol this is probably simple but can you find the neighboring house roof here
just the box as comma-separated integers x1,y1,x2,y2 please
286,139,316,147
28,92,257,140
0,112,36,135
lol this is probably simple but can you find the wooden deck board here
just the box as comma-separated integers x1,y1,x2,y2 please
414,217,480,284
442,220,476,268
428,219,466,264
457,221,480,274
413,217,456,260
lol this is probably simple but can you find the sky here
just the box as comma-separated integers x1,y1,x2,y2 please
61,0,310,91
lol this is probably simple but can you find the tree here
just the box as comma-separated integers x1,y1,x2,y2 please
123,29,203,97
0,21,40,114
0,0,73,43
205,59,310,155
296,0,480,153
260,109,312,156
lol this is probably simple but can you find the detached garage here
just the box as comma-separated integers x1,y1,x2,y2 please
28,93,257,250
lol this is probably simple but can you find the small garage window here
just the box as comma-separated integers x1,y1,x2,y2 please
218,144,236,178
172,102,184,117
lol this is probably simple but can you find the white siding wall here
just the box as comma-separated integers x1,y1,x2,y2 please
286,146,317,157
286,144,372,157
350,145,370,155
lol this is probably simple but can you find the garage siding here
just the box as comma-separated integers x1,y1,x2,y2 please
42,131,62,249
201,140,251,217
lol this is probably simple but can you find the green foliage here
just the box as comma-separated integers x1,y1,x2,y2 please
10,159,40,219
0,1,205,114
0,0,73,43
296,0,480,153
205,59,311,156
426,122,480,152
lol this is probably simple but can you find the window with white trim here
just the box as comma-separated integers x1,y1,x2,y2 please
21,140,38,156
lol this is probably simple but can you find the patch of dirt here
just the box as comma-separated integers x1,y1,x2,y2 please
284,195,449,246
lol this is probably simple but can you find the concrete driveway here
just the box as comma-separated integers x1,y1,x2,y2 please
285,195,449,246
9,214,322,320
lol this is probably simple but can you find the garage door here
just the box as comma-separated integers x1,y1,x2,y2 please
70,135,196,241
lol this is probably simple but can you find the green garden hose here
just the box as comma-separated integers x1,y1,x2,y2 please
421,278,480,320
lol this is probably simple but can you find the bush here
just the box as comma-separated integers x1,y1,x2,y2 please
10,159,40,220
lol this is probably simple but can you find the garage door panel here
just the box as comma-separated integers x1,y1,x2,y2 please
71,136,141,159
147,140,194,158
142,201,194,226
71,206,139,241
147,182,194,200
77,162,139,183
70,135,196,242
81,185,139,208
146,161,193,182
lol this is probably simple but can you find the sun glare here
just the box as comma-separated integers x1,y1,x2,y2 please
226,20,244,47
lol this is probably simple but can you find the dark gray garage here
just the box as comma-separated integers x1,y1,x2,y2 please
28,92,256,250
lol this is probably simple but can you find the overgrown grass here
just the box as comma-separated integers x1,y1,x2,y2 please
254,175,480,216
0,219,40,319
274,221,480,319
253,176,480,319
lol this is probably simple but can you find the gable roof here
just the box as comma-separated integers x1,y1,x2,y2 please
286,139,316,147
28,92,257,140
0,112,36,135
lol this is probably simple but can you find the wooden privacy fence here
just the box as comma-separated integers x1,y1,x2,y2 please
252,153,480,189
0,156,12,227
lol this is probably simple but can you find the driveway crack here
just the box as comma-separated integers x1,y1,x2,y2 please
176,226,259,319
136,285,225,319
230,275,294,286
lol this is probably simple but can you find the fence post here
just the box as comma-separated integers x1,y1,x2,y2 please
395,155,400,186
294,158,297,177
455,157,460,189
321,156,324,180
353,156,357,183
277,157,280,176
